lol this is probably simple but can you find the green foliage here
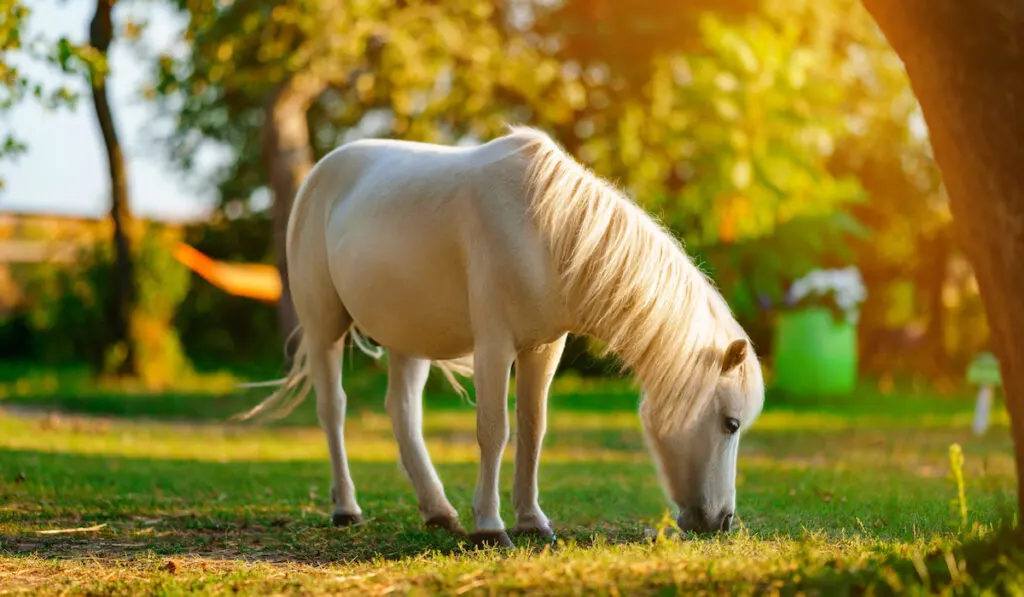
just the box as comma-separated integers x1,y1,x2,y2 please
0,0,32,122
613,12,866,245
129,228,194,387
152,0,569,206
19,225,193,388
52,35,108,85
567,5,879,324
534,0,760,82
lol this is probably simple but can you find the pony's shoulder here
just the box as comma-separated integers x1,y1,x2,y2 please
336,136,450,153
494,126,566,158
456,126,557,171
333,127,556,160
502,125,555,145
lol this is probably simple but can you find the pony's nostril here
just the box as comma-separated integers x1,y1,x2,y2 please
720,513,734,532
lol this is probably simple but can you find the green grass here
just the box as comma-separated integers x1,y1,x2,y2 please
1,364,1022,595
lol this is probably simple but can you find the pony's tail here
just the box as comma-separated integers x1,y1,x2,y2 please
234,326,473,420
231,324,378,422
233,326,314,422
432,355,475,401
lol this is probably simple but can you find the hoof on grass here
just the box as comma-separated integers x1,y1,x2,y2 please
510,525,556,542
425,515,466,535
332,512,363,527
469,531,514,549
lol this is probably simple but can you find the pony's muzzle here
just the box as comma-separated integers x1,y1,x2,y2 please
676,507,734,534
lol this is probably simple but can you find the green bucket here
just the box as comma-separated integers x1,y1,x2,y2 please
773,307,857,397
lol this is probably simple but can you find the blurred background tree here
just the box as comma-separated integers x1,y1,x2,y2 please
1,0,192,386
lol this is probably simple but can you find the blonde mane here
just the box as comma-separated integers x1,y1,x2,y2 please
510,126,760,433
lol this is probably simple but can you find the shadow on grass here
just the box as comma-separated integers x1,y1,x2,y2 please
0,380,650,427
3,444,1014,560
765,525,1024,596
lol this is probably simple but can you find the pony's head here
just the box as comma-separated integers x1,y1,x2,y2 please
640,338,764,534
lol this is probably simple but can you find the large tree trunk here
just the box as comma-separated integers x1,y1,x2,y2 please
262,73,326,346
89,0,137,376
861,0,1024,519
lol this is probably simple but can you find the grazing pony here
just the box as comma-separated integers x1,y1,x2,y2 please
240,127,765,547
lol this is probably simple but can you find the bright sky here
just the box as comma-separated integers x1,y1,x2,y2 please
0,1,222,222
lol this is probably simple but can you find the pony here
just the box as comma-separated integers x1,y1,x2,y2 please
240,126,765,547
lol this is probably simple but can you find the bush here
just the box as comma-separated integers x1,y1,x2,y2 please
19,223,193,388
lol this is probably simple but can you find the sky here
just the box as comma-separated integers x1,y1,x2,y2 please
0,1,222,222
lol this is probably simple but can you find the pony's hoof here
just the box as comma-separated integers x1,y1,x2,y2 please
425,515,466,535
469,531,514,549
509,528,557,540
332,512,363,527
510,525,556,542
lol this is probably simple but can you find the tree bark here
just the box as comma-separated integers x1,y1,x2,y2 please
89,0,137,376
861,0,1024,519
922,227,951,377
262,73,327,345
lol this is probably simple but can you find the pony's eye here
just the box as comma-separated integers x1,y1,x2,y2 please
724,417,741,434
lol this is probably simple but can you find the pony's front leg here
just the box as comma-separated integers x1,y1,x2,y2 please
469,342,517,548
511,335,567,540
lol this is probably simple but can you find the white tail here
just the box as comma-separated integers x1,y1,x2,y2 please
234,326,475,422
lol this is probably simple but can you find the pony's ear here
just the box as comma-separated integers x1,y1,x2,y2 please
721,339,748,374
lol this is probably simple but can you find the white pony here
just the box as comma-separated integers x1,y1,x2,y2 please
241,126,765,546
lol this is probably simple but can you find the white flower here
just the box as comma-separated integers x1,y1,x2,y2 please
786,266,866,324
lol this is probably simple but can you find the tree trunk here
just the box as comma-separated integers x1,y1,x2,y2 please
922,227,951,378
89,0,137,376
262,73,327,346
861,0,1024,519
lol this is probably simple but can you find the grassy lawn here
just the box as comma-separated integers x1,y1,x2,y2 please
1,364,1022,595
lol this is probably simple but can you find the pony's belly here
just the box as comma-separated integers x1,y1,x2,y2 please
345,288,475,360
329,235,475,361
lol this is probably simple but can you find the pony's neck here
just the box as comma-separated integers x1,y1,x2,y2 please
567,209,723,397
517,127,730,431
573,232,730,433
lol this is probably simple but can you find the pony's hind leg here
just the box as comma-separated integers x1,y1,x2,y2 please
511,334,567,540
385,353,464,534
306,322,363,526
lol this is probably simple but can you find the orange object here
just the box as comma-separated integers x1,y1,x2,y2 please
172,243,282,303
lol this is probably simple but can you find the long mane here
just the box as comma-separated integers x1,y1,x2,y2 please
509,126,761,432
